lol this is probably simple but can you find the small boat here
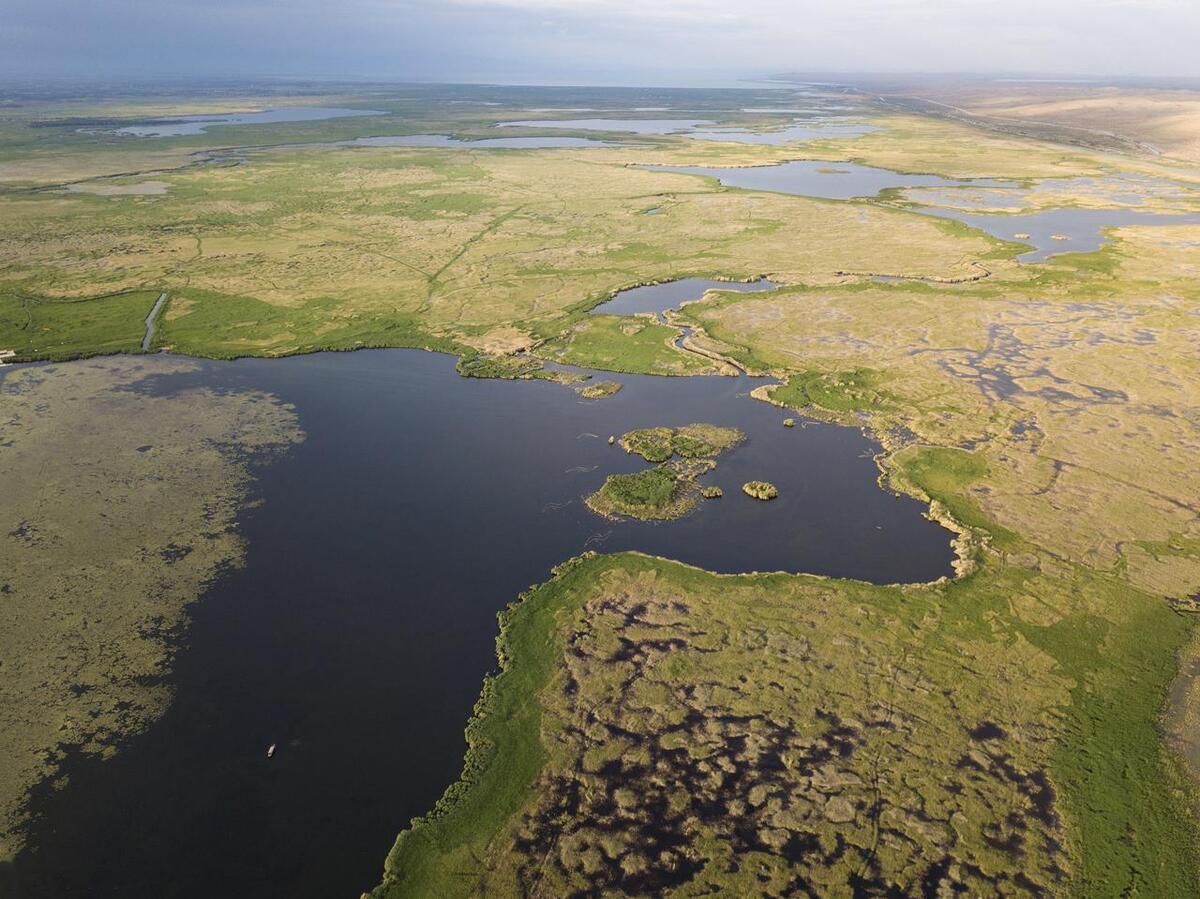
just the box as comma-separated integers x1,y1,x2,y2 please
267,743,277,759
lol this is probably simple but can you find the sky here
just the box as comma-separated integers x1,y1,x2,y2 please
3,0,1199,84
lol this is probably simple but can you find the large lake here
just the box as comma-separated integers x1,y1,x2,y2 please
7,348,955,898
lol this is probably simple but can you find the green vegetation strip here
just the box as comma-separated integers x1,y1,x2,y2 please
370,553,604,896
371,517,1200,897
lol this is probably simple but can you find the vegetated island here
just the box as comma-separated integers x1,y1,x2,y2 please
575,379,623,400
742,480,779,500
586,424,742,520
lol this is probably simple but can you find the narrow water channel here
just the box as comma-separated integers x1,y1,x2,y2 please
141,292,167,352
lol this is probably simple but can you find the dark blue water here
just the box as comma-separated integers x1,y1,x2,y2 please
5,349,954,899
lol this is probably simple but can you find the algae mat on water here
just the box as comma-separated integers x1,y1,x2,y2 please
0,357,301,862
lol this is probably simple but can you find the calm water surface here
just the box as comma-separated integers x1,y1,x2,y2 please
502,118,873,144
341,134,625,149
647,160,1015,199
113,107,386,137
915,205,1200,261
592,277,779,319
503,117,713,135
648,162,1200,261
7,349,954,898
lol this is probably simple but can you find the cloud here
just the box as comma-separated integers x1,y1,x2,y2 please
1,0,1197,82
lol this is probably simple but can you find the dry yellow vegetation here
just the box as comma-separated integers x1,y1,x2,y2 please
4,89,1200,897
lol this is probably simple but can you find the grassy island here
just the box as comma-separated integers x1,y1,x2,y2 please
742,480,779,500
619,423,743,462
575,380,623,399
585,466,691,520
586,424,744,519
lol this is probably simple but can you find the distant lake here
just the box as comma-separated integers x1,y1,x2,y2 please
915,205,1200,261
112,107,386,137
7,349,955,899
504,117,714,135
341,133,625,149
647,160,1016,200
646,162,1200,261
502,117,875,145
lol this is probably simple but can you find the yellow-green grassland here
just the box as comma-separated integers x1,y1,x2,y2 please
2,83,1200,896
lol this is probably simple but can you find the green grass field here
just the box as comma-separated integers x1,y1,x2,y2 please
2,84,1199,897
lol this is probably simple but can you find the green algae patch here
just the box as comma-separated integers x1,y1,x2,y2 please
0,357,302,861
742,480,778,500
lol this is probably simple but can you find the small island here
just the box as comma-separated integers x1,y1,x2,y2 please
576,380,623,400
619,423,743,462
586,423,743,520
742,480,779,501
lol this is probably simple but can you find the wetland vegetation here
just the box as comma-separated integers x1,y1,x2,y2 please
587,423,743,520
741,479,779,500
2,77,1200,899
576,379,622,399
